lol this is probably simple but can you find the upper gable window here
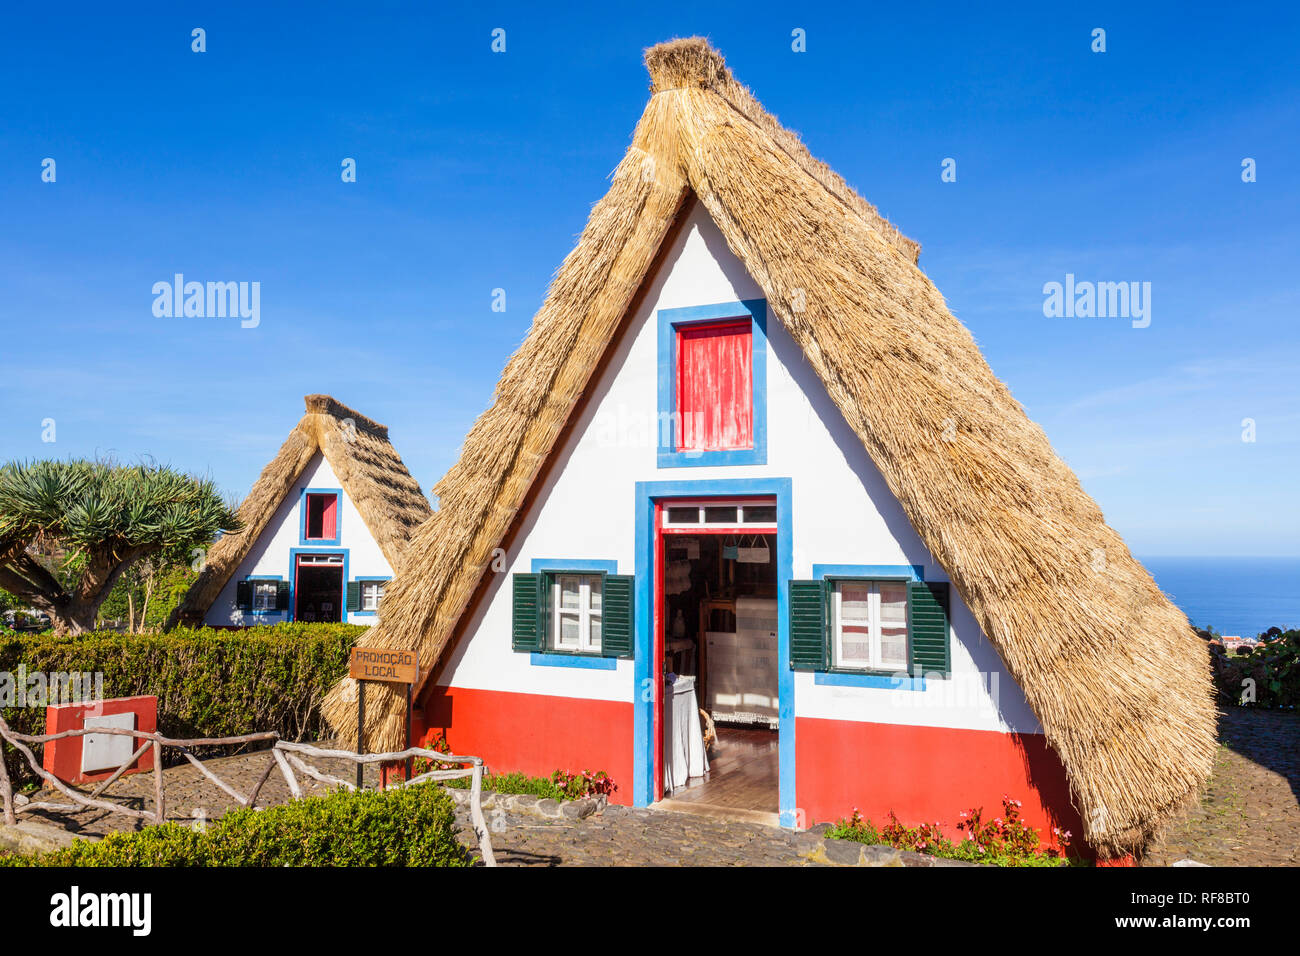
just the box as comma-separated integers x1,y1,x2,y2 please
676,320,753,452
657,299,768,468
301,490,340,543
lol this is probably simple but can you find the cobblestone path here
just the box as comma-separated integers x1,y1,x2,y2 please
454,805,833,867
1143,708,1299,866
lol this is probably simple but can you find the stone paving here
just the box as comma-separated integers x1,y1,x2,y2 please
459,805,832,866
1142,707,1299,867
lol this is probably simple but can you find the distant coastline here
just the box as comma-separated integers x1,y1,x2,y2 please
1140,555,1300,637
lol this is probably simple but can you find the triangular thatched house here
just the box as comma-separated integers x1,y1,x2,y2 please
170,395,431,629
323,38,1215,858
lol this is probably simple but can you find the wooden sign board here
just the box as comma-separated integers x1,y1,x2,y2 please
349,647,418,685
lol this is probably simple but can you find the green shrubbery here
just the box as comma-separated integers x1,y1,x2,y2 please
1207,627,1299,708
1,623,363,786
1,783,470,867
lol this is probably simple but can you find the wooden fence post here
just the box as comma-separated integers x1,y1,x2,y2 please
0,743,16,826
152,739,165,824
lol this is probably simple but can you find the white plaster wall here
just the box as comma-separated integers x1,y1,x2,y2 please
204,452,394,627
439,203,1040,733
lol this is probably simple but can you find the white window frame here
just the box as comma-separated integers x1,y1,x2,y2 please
831,579,910,672
550,573,603,654
660,498,778,528
360,580,385,612
251,580,279,613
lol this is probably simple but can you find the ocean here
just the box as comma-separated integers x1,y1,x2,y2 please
1139,556,1300,638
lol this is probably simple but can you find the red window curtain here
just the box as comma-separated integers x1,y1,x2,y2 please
677,321,753,451
320,494,337,539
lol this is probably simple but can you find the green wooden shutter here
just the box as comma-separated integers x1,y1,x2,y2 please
601,574,635,659
511,573,545,652
789,579,829,671
236,579,252,611
908,581,950,678
276,579,291,611
346,580,362,612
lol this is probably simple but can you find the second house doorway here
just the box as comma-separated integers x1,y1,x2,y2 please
294,552,344,622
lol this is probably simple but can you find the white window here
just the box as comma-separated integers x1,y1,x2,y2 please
832,580,909,671
552,574,602,653
360,581,385,611
252,581,278,612
661,498,777,528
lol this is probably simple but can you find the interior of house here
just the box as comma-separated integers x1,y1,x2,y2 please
660,502,779,813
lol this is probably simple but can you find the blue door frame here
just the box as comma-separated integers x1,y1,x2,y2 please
633,477,796,826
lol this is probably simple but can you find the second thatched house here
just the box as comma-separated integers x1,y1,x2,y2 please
322,38,1215,858
170,395,431,629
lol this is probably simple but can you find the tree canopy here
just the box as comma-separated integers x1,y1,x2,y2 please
0,459,242,634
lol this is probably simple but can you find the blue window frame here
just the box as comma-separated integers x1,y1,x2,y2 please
810,564,928,691
298,487,342,546
527,558,620,668
245,574,285,619
657,299,768,468
351,576,392,617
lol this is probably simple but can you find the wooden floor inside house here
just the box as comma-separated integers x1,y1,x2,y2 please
665,725,778,814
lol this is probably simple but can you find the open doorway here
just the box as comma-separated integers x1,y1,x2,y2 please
294,553,344,622
658,498,779,813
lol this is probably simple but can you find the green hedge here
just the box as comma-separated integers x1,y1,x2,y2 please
1,623,363,786
2,783,470,867
1209,627,1299,708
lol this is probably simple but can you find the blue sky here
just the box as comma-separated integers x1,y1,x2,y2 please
1,1,1296,556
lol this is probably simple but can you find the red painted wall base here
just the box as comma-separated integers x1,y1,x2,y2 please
796,717,1085,855
420,686,635,806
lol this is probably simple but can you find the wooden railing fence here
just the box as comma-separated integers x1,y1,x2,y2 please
0,716,495,866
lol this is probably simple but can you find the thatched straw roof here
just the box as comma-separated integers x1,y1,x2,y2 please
169,395,432,626
322,38,1215,857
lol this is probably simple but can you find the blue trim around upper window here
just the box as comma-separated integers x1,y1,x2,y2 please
244,574,285,619
350,575,392,617
298,488,343,546
530,559,620,574
656,299,768,468
529,559,620,666
634,477,795,826
812,563,928,689
287,547,348,623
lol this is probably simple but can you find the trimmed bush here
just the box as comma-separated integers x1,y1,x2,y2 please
1,623,364,786
2,782,470,867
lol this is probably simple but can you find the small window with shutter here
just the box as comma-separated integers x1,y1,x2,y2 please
789,577,950,678
238,578,289,614
512,570,634,659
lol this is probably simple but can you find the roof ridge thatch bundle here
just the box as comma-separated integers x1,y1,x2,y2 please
168,395,432,627
322,38,1215,858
